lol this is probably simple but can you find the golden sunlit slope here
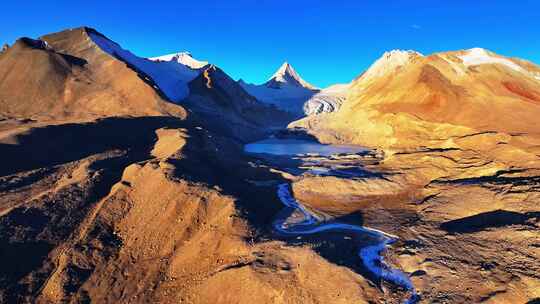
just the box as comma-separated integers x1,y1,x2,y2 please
293,48,540,148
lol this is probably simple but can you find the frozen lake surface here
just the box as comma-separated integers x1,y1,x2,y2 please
244,138,368,156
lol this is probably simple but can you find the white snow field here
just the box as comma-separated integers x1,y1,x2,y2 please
458,47,525,72
89,33,201,102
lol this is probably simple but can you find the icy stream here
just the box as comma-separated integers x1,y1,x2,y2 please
245,138,419,303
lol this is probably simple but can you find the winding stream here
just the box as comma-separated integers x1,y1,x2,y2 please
246,138,420,304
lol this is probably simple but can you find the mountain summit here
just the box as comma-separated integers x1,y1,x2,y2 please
265,62,317,90
150,52,209,70
239,62,318,115
359,49,423,83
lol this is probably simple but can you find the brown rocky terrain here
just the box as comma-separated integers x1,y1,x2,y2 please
1,27,540,304
288,48,540,302
185,64,295,141
0,115,393,303
0,28,384,303
293,49,540,148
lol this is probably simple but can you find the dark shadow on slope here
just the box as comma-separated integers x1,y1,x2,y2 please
58,52,88,67
184,66,297,142
166,134,413,293
270,202,380,282
0,168,57,192
165,127,287,232
0,116,186,301
273,127,322,142
273,203,418,296
0,116,185,176
433,169,540,187
14,37,88,67
440,210,540,234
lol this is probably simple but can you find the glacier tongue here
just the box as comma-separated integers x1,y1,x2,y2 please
303,83,350,116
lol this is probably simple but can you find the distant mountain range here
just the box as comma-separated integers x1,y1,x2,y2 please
2,26,540,304
2,27,540,144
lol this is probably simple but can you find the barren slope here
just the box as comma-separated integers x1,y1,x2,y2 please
287,48,540,303
293,48,540,148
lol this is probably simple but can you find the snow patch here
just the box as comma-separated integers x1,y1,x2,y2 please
458,48,525,72
458,48,540,82
89,33,200,102
438,54,466,76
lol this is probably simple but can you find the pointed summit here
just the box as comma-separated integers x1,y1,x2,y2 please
265,62,317,90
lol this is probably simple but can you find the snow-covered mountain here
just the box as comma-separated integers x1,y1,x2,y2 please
150,52,209,70
264,62,318,90
89,32,202,102
239,62,319,116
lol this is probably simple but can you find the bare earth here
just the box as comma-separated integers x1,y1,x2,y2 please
1,28,539,304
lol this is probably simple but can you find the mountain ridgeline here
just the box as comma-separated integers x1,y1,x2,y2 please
0,27,294,141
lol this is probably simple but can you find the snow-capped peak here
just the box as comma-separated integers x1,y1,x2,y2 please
150,52,208,69
360,49,423,81
265,62,317,90
88,33,200,102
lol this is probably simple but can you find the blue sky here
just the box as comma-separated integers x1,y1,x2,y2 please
1,1,539,88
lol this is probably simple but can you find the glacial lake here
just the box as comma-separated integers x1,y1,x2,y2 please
244,138,367,156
